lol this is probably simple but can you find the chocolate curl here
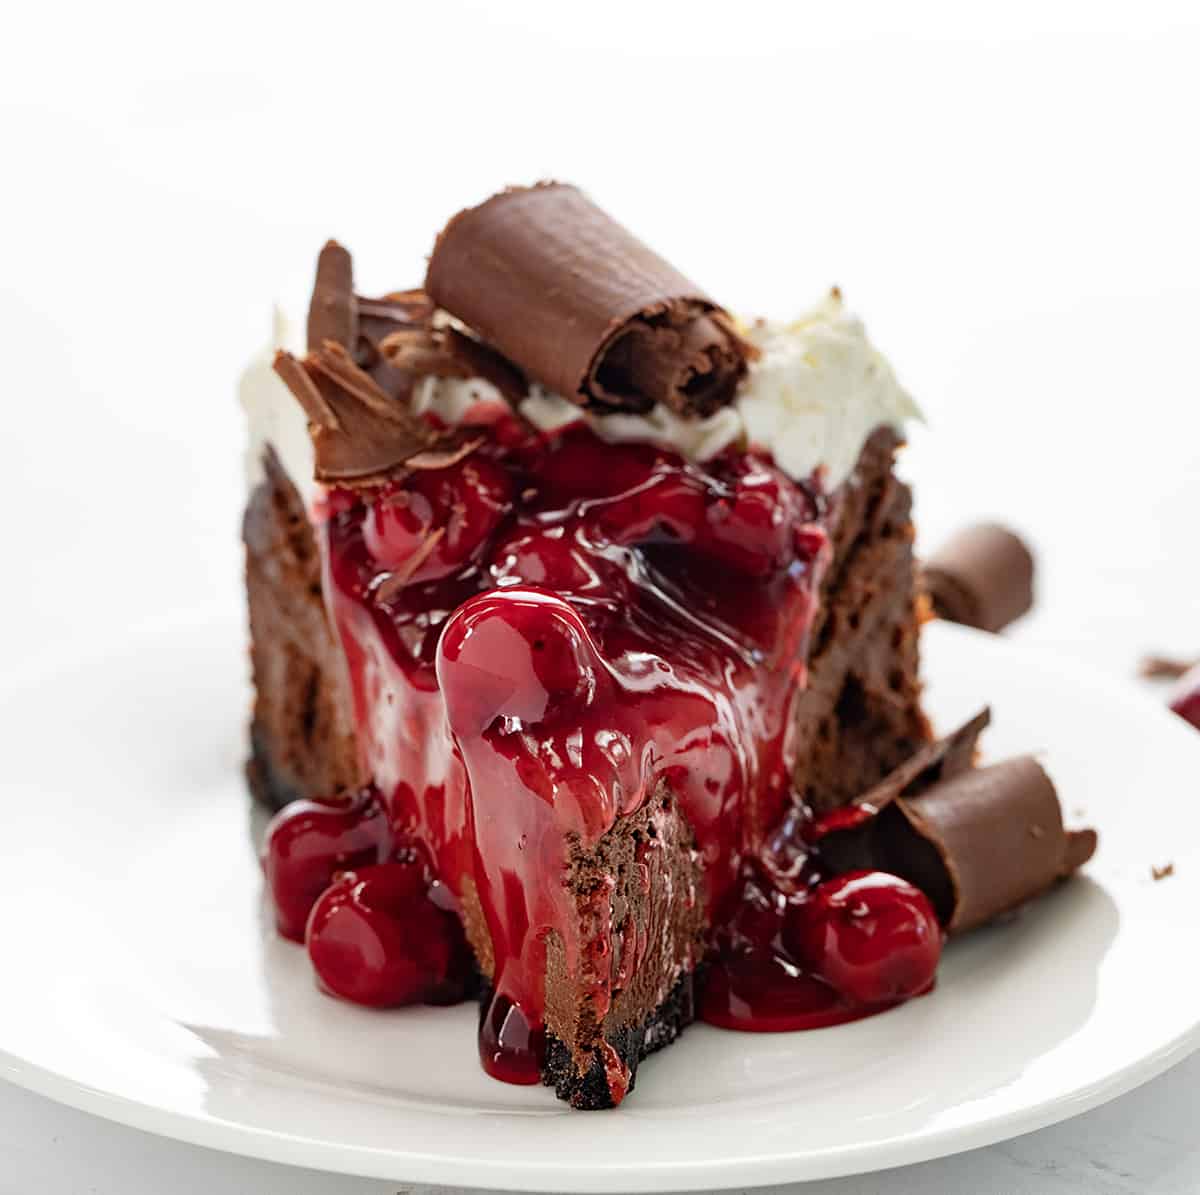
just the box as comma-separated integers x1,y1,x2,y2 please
851,708,990,815
273,344,438,486
882,757,1097,933
425,183,751,415
923,524,1035,633
307,240,357,352
814,711,990,875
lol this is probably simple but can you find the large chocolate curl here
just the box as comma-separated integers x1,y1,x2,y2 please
425,183,751,415
883,757,1097,933
816,711,1096,933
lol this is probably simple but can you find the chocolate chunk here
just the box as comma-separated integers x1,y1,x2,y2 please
923,523,1035,633
425,182,751,415
307,240,357,352
273,344,439,487
881,757,1097,933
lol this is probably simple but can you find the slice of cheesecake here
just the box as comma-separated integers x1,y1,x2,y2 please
244,183,1091,1108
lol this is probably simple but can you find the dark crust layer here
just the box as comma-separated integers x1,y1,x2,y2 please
243,449,363,808
543,973,697,1110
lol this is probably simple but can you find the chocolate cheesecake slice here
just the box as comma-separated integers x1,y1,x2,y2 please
244,184,1094,1109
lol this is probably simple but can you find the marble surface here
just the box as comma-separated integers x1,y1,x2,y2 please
2,3,1199,1190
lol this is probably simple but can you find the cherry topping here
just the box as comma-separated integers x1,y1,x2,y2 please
437,588,604,735
306,861,473,1007
478,991,545,1085
263,787,392,942
701,948,863,1032
489,525,595,592
363,456,511,582
1169,663,1200,732
784,871,942,1006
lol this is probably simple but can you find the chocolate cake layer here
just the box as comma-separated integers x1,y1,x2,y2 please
243,448,363,808
797,428,930,813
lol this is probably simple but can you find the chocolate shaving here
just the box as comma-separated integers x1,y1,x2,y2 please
306,342,401,418
372,527,447,604
882,757,1097,932
923,524,1034,633
307,240,357,352
358,290,435,334
850,708,990,814
272,349,338,428
377,324,526,404
425,182,752,415
1152,862,1175,881
273,348,439,487
1139,654,1198,681
406,436,485,472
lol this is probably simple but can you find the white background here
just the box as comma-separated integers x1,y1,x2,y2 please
2,2,1198,1191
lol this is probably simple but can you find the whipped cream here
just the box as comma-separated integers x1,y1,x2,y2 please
239,307,316,505
241,290,918,501
735,291,921,487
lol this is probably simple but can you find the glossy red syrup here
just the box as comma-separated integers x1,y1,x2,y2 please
264,413,941,1099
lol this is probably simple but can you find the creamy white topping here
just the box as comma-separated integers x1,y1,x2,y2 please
735,290,921,487
412,374,509,424
241,290,918,501
239,307,315,505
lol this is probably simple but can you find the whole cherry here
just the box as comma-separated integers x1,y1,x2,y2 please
784,870,942,1006
262,787,392,942
437,588,605,735
306,861,473,1007
364,456,512,582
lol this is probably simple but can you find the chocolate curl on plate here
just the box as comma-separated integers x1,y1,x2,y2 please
814,710,990,873
882,757,1097,933
425,182,752,415
815,710,1097,932
923,524,1035,633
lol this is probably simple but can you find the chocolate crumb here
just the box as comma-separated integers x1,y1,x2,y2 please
1139,654,1198,681
1152,862,1175,881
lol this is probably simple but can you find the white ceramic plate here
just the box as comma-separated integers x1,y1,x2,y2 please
2,610,1198,1192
